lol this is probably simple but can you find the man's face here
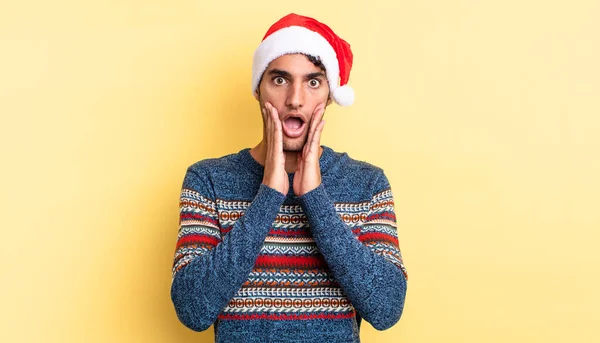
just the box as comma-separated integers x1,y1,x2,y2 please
255,54,331,152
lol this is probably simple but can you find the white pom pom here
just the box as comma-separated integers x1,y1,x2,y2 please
332,85,355,106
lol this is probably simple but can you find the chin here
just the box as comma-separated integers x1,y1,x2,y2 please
282,138,308,152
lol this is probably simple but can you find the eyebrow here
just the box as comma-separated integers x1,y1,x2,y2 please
306,72,326,80
267,69,292,78
266,69,326,80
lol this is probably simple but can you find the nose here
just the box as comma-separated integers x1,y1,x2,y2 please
286,81,304,109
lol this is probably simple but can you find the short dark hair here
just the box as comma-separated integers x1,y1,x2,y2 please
305,54,326,72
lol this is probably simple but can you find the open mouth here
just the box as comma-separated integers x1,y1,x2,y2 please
282,116,306,138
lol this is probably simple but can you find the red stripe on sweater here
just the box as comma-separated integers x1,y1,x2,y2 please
180,213,219,225
254,255,326,268
176,234,220,249
366,212,396,221
218,312,355,321
358,232,399,246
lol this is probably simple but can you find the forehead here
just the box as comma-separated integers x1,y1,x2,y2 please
265,53,323,75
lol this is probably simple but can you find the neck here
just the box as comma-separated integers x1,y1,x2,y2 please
250,141,323,174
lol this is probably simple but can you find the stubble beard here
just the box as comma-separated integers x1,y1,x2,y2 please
282,135,308,152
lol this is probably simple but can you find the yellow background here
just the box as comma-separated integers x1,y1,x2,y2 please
1,1,599,342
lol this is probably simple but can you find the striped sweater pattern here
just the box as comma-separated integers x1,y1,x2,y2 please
171,146,407,343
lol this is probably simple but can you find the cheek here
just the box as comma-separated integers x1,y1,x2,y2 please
308,88,330,104
260,87,287,106
313,82,330,98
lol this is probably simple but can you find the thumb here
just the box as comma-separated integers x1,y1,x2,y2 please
296,153,303,173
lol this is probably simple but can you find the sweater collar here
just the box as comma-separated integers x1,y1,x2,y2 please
238,145,336,176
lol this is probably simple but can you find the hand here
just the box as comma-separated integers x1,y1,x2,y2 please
293,103,326,196
261,102,289,196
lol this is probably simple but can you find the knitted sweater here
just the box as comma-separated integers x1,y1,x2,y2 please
171,145,407,343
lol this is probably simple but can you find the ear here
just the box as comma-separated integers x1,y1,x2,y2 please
326,96,332,107
254,88,260,101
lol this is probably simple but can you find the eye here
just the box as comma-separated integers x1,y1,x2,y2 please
273,77,287,85
308,79,321,88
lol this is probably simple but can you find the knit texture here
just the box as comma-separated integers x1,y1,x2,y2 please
171,145,407,343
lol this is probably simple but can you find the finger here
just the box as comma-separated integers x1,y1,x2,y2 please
306,104,325,150
310,119,325,152
261,105,267,126
268,102,279,122
270,105,283,153
263,106,272,156
307,104,323,140
306,105,325,155
313,103,325,124
264,102,272,127
296,151,304,174
266,103,276,145
267,103,280,129
262,106,269,133
303,141,311,160
266,102,276,134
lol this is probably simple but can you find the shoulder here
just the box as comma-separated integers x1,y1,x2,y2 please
327,146,384,176
187,152,240,175
182,151,246,195
324,147,391,197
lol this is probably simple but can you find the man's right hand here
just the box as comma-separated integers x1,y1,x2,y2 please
261,102,289,196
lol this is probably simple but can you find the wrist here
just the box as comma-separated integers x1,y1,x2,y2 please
297,182,321,196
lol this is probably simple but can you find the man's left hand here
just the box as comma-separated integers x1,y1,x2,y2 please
293,103,326,196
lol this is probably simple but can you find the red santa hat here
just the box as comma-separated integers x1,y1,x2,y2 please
252,13,355,106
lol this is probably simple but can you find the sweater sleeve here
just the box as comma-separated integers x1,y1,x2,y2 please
297,171,407,330
170,166,285,332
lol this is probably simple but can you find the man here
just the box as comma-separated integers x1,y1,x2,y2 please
171,13,407,343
